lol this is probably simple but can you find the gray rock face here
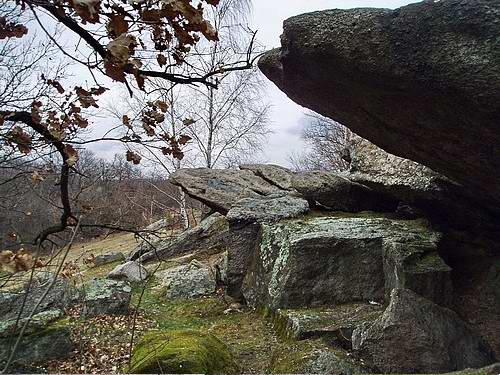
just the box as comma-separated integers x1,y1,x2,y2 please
0,309,63,338
171,166,398,216
226,194,309,224
352,288,496,373
0,325,73,370
0,272,79,321
134,213,228,263
291,170,396,212
108,261,148,282
242,214,448,309
224,223,261,301
82,279,131,317
155,260,216,299
170,168,282,212
258,0,500,215
240,164,294,190
93,252,125,267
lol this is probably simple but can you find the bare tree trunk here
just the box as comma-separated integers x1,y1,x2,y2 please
178,187,189,229
206,86,215,168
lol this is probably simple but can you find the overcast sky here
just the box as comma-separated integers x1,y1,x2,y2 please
85,0,417,167
249,0,417,166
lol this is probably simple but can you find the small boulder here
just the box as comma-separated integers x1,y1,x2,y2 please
155,260,216,299
82,279,131,317
352,288,496,373
92,252,125,267
108,261,148,282
129,330,239,374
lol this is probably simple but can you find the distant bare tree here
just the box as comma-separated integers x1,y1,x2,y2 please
289,112,357,172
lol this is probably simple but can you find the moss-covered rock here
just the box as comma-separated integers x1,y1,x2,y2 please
129,330,239,374
0,323,73,371
82,278,131,317
242,213,449,309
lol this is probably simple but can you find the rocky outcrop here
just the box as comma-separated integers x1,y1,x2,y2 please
92,252,125,267
352,289,496,373
226,194,309,224
132,213,229,263
170,166,397,216
0,324,73,370
272,303,383,345
243,214,449,309
258,0,500,216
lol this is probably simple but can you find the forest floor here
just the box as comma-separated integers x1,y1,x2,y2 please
40,234,325,374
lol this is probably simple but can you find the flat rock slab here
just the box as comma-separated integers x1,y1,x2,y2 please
226,194,309,224
273,303,384,343
134,213,229,263
170,168,282,212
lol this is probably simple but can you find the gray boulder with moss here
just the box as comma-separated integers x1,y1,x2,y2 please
0,272,78,321
155,260,216,299
82,278,131,317
129,330,239,374
243,213,449,308
0,322,73,370
352,288,496,373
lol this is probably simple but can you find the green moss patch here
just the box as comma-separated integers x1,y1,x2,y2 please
129,330,239,374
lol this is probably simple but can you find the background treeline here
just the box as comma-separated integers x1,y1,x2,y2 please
0,150,200,250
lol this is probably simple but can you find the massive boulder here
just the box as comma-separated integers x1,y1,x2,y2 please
242,213,450,309
258,0,500,216
352,288,496,373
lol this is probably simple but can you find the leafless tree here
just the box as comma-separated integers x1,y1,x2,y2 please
289,112,357,172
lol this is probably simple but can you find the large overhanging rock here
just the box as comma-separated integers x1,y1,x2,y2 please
352,288,496,373
258,0,500,215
